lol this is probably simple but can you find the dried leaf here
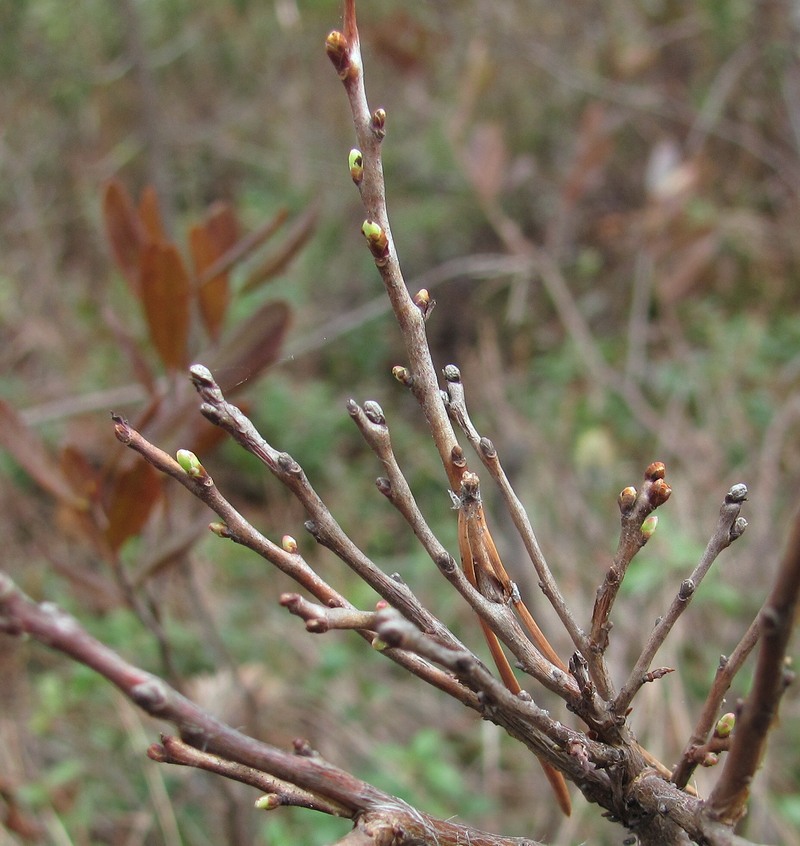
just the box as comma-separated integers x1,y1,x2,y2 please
103,179,145,295
0,398,85,507
140,242,191,371
138,185,167,242
241,205,318,293
207,300,291,394
105,460,162,552
464,123,508,205
191,202,238,341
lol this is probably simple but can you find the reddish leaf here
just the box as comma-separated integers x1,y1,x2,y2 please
0,398,85,507
138,185,166,243
140,242,191,371
59,445,100,502
105,460,162,552
241,204,319,293
208,300,291,394
190,202,238,342
103,179,145,295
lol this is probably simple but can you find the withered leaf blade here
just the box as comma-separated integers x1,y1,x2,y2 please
105,461,162,552
138,185,167,243
191,201,238,342
0,399,86,507
103,179,146,296
140,241,191,372
241,204,318,294
206,300,291,394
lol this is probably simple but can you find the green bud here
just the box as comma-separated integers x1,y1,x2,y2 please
254,794,280,810
176,449,205,477
714,712,735,738
701,752,719,767
372,636,388,652
361,220,390,266
640,514,658,540
348,148,364,185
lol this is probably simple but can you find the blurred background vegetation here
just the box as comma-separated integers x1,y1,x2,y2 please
1,0,799,844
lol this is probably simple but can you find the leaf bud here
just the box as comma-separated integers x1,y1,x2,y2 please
392,365,412,386
176,449,206,477
348,148,364,185
618,486,637,514
325,30,352,79
714,712,736,738
725,483,748,504
729,516,748,541
361,219,390,266
648,478,672,507
701,752,719,767
413,288,436,321
281,535,298,554
644,461,666,481
255,794,281,810
371,107,386,138
371,635,388,651
209,522,231,538
640,514,658,541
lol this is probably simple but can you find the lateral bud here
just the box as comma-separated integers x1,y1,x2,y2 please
714,712,736,738
392,365,413,387
361,219,390,266
325,30,353,79
348,148,364,185
208,522,232,538
644,461,666,481
648,478,672,508
176,449,206,478
371,107,386,139
413,288,436,321
618,486,637,514
281,535,298,554
640,514,658,541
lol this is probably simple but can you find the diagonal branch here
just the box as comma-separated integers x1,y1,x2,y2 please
705,506,800,825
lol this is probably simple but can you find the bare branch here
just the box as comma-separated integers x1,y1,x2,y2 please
671,615,761,790
149,735,349,817
442,365,587,664
615,484,749,713
705,506,800,824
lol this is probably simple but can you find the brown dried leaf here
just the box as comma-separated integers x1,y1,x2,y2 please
0,398,85,507
138,185,167,243
241,205,318,294
103,179,145,295
191,202,238,341
140,242,191,372
105,461,162,552
208,300,291,394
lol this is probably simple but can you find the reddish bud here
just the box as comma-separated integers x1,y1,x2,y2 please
644,461,666,481
618,486,637,514
371,108,386,138
649,478,672,507
413,288,436,321
325,30,352,79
